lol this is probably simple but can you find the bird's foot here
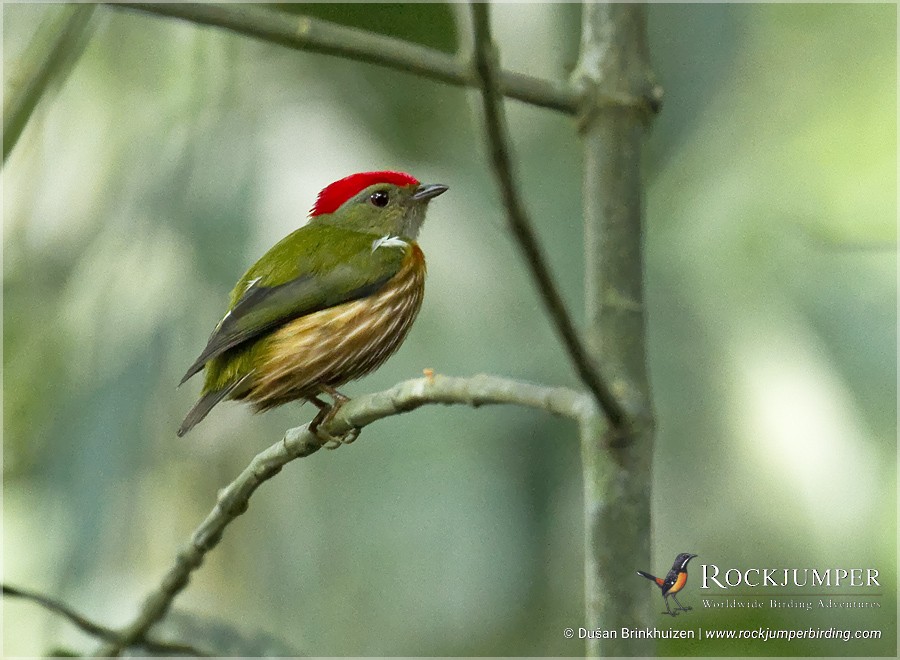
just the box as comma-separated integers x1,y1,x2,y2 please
310,428,359,449
314,426,359,450
308,388,360,449
672,596,692,612
663,611,679,617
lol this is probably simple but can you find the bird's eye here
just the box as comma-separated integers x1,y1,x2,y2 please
369,190,390,208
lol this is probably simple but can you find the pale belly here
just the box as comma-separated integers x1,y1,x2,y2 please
243,261,425,409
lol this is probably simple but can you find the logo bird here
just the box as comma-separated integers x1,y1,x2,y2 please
178,171,448,442
637,553,698,617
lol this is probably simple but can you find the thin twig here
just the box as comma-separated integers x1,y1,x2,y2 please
468,3,628,431
2,584,209,656
104,2,579,114
3,4,96,163
94,374,590,656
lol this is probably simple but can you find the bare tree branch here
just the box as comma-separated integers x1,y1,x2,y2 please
1,584,208,656
93,374,590,656
572,3,661,655
468,2,628,432
3,4,96,163
105,2,579,114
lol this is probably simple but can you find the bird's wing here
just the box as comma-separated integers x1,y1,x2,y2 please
662,569,680,593
180,226,408,384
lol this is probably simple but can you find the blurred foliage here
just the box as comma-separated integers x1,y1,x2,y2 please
2,4,95,161
3,3,896,657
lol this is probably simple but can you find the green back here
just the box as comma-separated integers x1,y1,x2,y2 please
180,224,408,385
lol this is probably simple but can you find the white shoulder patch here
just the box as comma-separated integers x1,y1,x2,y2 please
371,235,408,252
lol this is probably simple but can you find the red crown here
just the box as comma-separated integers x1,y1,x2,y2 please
310,171,420,217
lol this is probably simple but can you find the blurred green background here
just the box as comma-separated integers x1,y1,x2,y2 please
3,3,896,656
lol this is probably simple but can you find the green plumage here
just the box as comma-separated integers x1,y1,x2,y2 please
185,224,406,390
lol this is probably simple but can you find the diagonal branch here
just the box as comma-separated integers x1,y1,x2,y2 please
1,584,208,656
468,3,628,431
3,4,96,163
94,374,590,656
104,2,579,115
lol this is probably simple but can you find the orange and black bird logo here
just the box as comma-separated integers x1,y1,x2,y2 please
637,553,698,617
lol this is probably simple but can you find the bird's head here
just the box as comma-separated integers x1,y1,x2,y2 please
309,171,448,239
674,553,698,570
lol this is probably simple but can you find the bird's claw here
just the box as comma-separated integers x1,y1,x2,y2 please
308,388,359,449
314,426,360,449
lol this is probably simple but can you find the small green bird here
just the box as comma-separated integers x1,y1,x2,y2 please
178,171,448,439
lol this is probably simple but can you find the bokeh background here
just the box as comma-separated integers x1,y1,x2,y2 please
3,3,896,656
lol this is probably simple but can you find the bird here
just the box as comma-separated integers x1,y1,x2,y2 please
177,170,448,442
637,553,698,616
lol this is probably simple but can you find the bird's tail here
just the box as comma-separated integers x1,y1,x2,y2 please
177,374,250,437
636,570,659,583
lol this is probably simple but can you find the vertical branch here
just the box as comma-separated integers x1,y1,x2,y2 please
571,3,662,656
3,4,96,163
